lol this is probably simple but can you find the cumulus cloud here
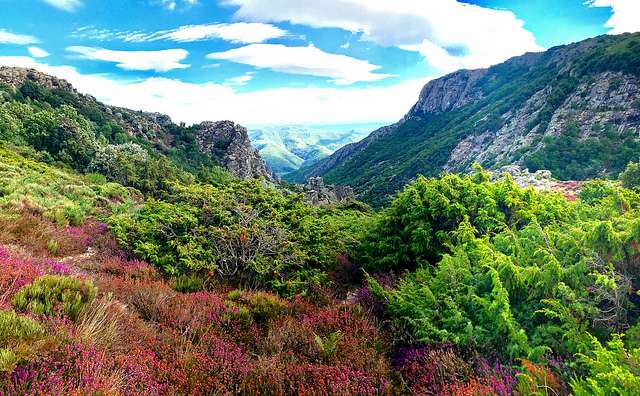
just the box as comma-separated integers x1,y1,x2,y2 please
585,0,640,34
222,0,542,72
66,46,190,72
0,56,426,125
41,0,82,12
208,43,393,85
28,47,50,58
0,29,38,45
71,23,287,44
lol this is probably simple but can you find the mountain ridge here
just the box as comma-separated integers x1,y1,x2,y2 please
289,33,640,205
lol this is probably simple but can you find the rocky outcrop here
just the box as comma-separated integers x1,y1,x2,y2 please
490,165,554,190
0,67,76,92
0,66,273,181
407,69,487,116
300,177,354,205
194,121,273,181
491,165,582,201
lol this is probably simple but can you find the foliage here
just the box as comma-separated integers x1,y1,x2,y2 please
525,123,640,180
620,161,640,190
12,275,97,320
0,145,137,225
359,171,570,271
0,310,44,372
109,179,371,292
571,334,640,395
363,171,640,364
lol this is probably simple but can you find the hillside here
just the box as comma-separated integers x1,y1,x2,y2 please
0,67,273,182
290,33,640,205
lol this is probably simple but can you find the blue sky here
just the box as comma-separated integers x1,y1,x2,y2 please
0,0,637,126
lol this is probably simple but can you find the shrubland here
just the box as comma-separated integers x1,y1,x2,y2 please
0,79,640,394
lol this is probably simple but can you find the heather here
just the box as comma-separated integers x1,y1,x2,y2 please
1,88,640,394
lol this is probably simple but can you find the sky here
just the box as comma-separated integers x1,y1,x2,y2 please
0,0,638,126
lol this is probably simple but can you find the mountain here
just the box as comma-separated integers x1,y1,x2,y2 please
0,67,273,181
248,123,381,176
290,33,640,205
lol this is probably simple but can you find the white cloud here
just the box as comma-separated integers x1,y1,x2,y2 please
0,56,426,125
0,29,38,45
66,46,190,72
585,0,640,34
28,47,50,58
222,0,542,72
226,72,253,86
152,23,287,43
41,0,82,12
208,43,393,85
156,0,197,10
71,23,287,44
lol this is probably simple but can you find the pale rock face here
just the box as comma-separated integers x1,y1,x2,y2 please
193,121,273,181
407,69,487,116
445,71,640,172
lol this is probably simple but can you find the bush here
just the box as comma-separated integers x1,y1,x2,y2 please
0,310,44,372
109,179,370,292
12,275,97,320
172,274,205,293
359,171,569,271
620,161,640,190
571,334,640,395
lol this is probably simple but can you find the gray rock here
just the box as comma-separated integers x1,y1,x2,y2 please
301,177,354,205
194,121,273,181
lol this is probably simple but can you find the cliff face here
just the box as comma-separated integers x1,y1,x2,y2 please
0,66,273,181
444,70,640,172
194,121,273,180
407,69,487,116
293,33,640,205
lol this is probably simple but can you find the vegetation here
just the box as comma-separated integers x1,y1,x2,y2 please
525,123,640,180
1,64,640,394
12,275,97,320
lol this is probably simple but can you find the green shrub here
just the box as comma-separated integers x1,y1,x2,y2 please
571,334,640,395
108,179,371,292
47,239,58,256
620,161,640,190
172,274,205,293
0,310,45,372
226,291,288,324
363,171,640,361
12,275,97,320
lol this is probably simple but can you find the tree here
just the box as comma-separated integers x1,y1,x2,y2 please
620,161,640,190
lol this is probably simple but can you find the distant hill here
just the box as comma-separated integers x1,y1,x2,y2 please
290,33,640,206
249,123,381,176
